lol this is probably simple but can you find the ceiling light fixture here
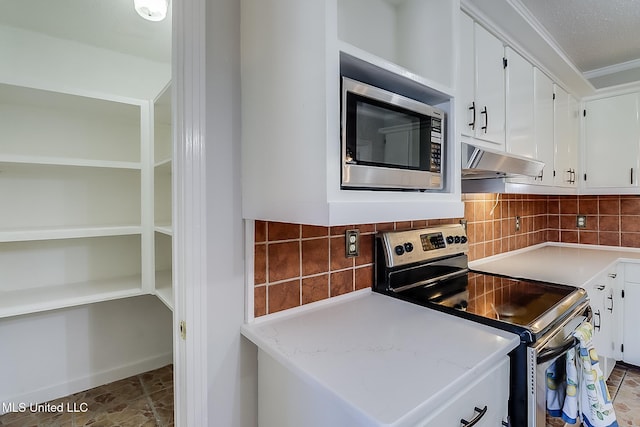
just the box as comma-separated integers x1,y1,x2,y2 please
134,0,169,22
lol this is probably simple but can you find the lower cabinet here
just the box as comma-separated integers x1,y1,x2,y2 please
623,264,640,366
257,349,510,427
586,268,619,379
418,357,509,427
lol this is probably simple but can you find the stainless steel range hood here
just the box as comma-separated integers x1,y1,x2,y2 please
461,142,544,180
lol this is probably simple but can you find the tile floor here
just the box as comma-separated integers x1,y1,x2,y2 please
1,362,635,427
546,363,640,426
0,365,173,427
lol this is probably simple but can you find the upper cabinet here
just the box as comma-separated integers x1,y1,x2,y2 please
505,47,534,161
533,68,555,186
503,48,576,190
459,14,505,149
553,86,579,187
241,0,463,226
583,92,640,190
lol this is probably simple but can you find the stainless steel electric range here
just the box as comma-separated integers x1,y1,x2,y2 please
373,224,591,427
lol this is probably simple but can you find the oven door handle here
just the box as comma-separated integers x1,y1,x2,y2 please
536,305,592,364
537,336,578,364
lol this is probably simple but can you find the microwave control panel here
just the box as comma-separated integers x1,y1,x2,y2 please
430,117,442,172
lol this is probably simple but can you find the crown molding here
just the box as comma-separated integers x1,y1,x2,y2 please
584,58,640,79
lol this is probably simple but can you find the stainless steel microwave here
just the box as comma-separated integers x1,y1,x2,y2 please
341,77,445,190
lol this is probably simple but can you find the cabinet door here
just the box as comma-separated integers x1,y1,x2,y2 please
459,13,476,138
533,68,555,186
418,358,509,427
589,278,615,359
623,282,640,365
623,263,640,366
584,93,640,188
554,88,579,187
474,24,505,148
505,47,534,158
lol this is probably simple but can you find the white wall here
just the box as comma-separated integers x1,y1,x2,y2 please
205,0,258,425
0,296,173,412
0,25,169,101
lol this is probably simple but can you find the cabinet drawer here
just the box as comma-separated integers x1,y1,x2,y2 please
419,357,509,427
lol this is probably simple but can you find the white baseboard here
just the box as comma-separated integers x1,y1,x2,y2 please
0,352,173,415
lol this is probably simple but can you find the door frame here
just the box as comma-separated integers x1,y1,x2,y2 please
172,0,208,425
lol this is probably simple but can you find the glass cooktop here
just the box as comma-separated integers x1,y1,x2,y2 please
398,270,586,338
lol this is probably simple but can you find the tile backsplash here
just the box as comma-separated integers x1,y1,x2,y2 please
254,193,640,317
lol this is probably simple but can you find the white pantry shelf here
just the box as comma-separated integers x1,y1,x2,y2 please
0,154,141,170
155,270,173,311
0,225,142,243
154,158,172,169
0,275,144,319
154,225,173,236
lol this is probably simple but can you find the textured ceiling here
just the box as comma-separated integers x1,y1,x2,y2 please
0,0,171,63
519,0,640,87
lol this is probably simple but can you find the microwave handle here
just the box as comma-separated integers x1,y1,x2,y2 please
468,101,476,130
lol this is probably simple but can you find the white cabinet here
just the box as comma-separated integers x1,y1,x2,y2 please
505,47,534,160
586,268,619,379
241,0,463,226
418,357,509,426
553,87,579,187
460,13,505,149
504,53,558,187
623,263,640,366
533,68,555,186
584,92,640,189
257,348,509,427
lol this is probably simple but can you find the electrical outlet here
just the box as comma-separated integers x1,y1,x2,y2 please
345,229,360,258
577,215,587,228
515,216,521,232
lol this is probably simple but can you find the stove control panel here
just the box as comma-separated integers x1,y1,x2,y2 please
379,224,469,268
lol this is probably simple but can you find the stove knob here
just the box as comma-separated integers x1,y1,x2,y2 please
454,236,461,243
394,245,405,256
404,242,414,253
446,236,454,244
460,236,468,244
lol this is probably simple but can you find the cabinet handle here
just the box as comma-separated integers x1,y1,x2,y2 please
596,285,606,291
460,406,488,427
469,101,476,130
593,310,601,331
481,106,488,133
632,168,634,185
608,273,617,279
607,294,614,312
502,420,510,427
538,169,544,181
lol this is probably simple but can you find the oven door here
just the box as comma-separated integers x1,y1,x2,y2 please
527,301,591,427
